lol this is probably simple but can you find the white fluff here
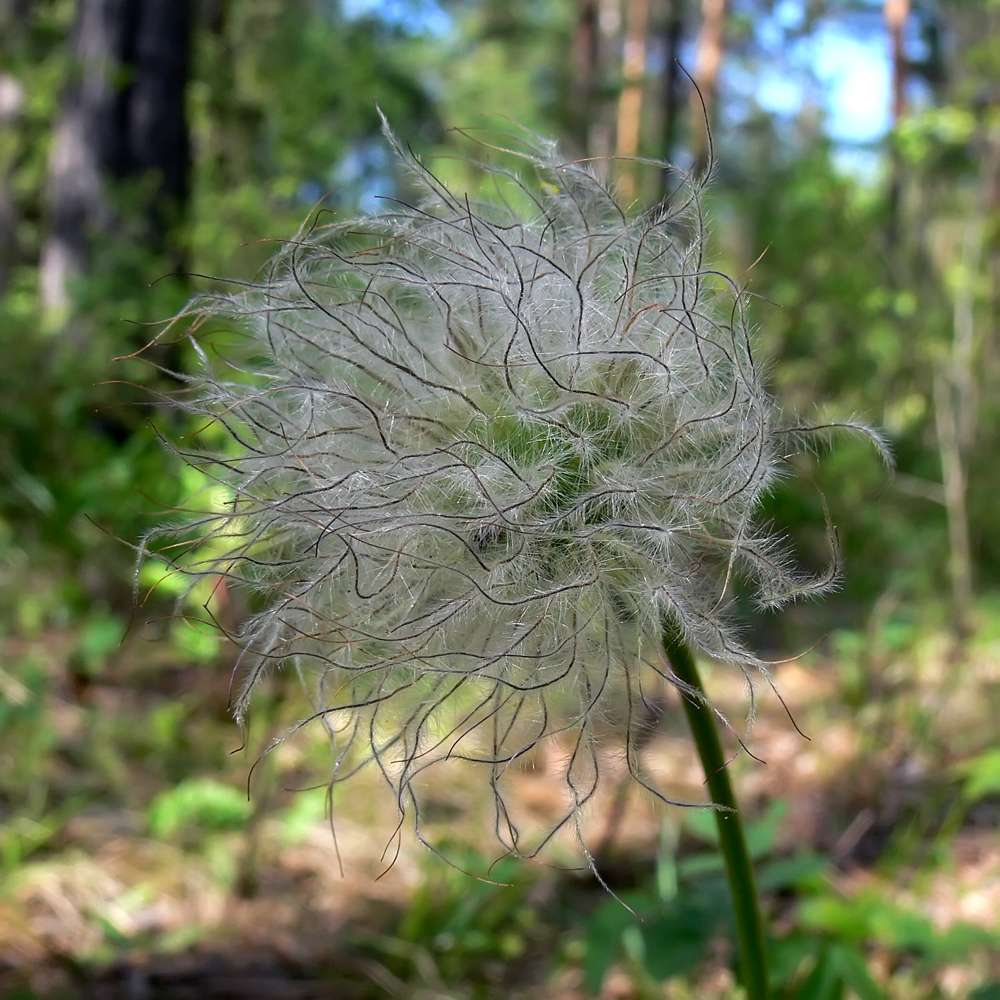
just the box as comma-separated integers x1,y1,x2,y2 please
148,122,885,863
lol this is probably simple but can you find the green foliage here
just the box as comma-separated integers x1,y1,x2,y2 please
713,145,939,608
369,850,543,990
774,941,884,1000
0,0,444,632
955,749,1000,804
2,1,1000,996
581,806,821,994
798,890,996,973
74,613,125,679
146,777,251,840
0,655,59,808
579,792,1000,997
187,0,441,277
582,878,726,993
276,787,330,846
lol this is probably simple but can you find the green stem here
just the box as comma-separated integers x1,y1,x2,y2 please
663,630,770,1000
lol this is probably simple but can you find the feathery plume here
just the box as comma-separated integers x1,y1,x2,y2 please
144,121,886,864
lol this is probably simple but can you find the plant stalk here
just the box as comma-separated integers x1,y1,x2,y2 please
663,630,769,999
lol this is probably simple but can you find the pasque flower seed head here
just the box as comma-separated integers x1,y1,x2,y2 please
148,121,887,860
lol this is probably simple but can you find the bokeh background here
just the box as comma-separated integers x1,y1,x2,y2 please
1,1,999,997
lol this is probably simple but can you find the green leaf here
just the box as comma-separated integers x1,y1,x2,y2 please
147,778,251,839
768,933,819,989
76,613,123,676
279,787,329,845
926,921,996,964
955,749,1000,802
756,853,828,892
830,943,884,1000
792,949,844,1000
684,806,720,845
744,800,788,859
583,898,640,994
639,908,715,980
677,851,726,878
683,799,787,859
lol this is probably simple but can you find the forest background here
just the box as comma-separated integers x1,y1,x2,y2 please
1,0,1000,997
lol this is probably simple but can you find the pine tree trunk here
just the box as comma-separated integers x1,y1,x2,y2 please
40,0,191,315
690,0,726,174
587,0,623,166
571,0,599,156
656,0,685,169
615,0,651,202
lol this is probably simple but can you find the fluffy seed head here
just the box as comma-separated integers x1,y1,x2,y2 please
146,122,884,863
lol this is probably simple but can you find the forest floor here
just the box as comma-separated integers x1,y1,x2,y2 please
2,616,1000,999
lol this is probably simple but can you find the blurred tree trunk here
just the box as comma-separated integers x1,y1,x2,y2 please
40,0,115,313
571,0,599,156
615,0,651,202
0,73,24,295
40,0,192,316
917,4,996,637
884,0,909,244
656,0,685,168
689,0,726,174
933,128,1000,636
886,0,909,120
585,0,623,168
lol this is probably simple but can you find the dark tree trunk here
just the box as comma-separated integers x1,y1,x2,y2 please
656,0,684,169
690,0,726,175
584,0,625,168
115,0,192,209
571,0,599,156
40,0,192,313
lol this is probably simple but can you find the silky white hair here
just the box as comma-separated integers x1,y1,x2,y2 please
144,120,887,867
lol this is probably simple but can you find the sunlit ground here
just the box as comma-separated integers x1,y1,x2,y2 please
3,598,1000,998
